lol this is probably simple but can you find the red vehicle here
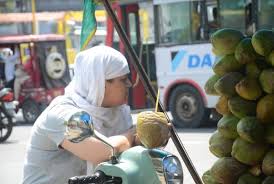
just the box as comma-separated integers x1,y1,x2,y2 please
106,2,147,109
0,34,71,123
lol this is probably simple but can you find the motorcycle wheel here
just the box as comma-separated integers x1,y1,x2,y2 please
0,109,13,142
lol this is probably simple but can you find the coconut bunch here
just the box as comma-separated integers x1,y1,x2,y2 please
203,28,274,184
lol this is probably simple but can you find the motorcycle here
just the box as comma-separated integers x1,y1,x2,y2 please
67,112,184,184
0,87,17,142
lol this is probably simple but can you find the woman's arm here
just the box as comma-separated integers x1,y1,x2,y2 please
61,127,135,165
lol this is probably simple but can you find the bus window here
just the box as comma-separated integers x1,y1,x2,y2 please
245,2,253,35
128,13,138,46
258,0,274,30
155,0,203,45
191,1,203,42
156,1,188,45
112,11,120,51
0,23,18,35
38,21,58,34
219,0,246,33
139,2,155,44
206,0,220,36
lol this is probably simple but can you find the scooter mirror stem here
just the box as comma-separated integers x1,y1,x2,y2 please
94,132,119,164
81,112,119,164
110,155,118,164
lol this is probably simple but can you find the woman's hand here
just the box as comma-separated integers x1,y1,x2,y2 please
122,126,136,147
133,134,142,146
108,126,136,154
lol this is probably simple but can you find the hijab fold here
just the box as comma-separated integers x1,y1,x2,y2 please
64,46,132,137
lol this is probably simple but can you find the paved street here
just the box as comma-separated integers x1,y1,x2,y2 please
0,112,217,184
164,128,217,184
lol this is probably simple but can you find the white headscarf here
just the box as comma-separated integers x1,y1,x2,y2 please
64,46,133,137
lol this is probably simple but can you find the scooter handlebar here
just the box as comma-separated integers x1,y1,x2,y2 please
68,175,97,184
68,170,122,184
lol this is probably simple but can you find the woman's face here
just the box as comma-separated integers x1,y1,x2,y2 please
101,74,132,107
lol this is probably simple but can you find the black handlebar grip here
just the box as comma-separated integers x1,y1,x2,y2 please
68,175,96,184
68,171,109,184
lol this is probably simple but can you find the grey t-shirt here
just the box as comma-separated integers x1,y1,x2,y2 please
22,97,87,184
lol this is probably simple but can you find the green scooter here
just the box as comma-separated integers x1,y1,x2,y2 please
67,111,184,184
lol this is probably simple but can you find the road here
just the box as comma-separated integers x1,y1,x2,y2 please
0,113,217,184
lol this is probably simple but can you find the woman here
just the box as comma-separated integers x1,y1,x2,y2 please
23,46,136,184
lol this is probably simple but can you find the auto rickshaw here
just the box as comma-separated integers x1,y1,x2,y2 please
0,34,71,123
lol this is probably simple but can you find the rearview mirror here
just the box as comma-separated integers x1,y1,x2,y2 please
65,111,116,157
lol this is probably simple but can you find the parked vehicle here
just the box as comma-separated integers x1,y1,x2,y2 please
69,146,183,184
108,0,274,128
0,34,71,124
67,111,184,184
0,87,17,142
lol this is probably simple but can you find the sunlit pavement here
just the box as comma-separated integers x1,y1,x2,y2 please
0,111,217,184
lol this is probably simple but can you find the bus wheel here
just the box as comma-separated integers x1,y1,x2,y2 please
168,85,207,128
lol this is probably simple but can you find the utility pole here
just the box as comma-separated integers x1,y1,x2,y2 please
31,0,36,34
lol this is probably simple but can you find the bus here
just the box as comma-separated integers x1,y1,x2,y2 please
107,0,274,128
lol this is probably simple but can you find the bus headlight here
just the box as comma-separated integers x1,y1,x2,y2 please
163,156,184,184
